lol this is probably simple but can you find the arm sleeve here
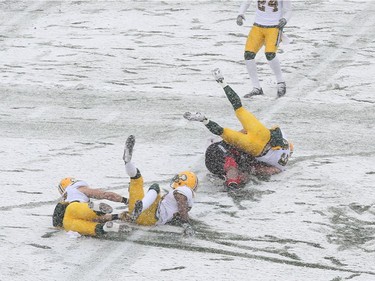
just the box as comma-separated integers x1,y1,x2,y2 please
282,0,292,22
238,0,252,16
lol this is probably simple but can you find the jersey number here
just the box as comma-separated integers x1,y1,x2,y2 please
258,0,279,12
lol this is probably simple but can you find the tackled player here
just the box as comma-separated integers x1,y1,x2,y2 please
184,68,293,181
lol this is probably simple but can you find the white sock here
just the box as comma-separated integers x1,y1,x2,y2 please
268,57,284,83
141,189,157,211
125,162,137,178
218,80,228,88
245,59,261,89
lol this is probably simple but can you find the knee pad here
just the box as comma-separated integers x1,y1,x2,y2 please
148,183,160,194
265,52,276,61
244,51,256,60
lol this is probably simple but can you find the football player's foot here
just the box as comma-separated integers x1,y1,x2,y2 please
244,88,264,98
277,82,286,98
88,201,113,214
103,221,132,233
131,200,143,222
212,68,224,83
183,112,207,122
123,135,135,164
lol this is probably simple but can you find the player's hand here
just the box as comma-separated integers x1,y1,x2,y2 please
182,222,195,237
278,18,287,29
236,15,245,26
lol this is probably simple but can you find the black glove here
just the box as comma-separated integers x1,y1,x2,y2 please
236,15,245,26
278,18,287,29
182,222,195,237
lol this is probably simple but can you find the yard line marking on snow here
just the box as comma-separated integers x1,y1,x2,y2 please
132,239,375,276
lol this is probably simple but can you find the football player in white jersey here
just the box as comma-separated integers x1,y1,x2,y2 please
52,177,129,237
184,69,293,174
237,0,292,97
122,135,198,236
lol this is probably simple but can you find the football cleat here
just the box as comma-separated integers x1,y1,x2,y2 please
131,200,143,222
244,88,264,98
183,112,206,122
277,82,286,98
88,201,113,214
212,68,224,83
123,135,135,164
103,221,132,233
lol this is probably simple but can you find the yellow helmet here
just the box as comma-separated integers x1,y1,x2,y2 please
58,177,78,195
170,171,198,191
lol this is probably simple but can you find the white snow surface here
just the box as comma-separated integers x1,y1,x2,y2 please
0,1,375,280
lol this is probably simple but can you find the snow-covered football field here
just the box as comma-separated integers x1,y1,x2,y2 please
0,1,374,280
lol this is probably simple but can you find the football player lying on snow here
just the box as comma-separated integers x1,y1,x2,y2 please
184,68,294,189
205,139,282,190
52,135,198,238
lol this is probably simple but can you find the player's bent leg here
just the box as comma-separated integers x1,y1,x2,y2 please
136,194,161,226
235,107,271,155
128,174,144,214
63,203,100,236
64,219,100,236
221,128,260,156
131,183,160,222
205,120,224,136
223,85,242,110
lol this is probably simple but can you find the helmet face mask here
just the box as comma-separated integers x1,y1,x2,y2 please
170,171,198,191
